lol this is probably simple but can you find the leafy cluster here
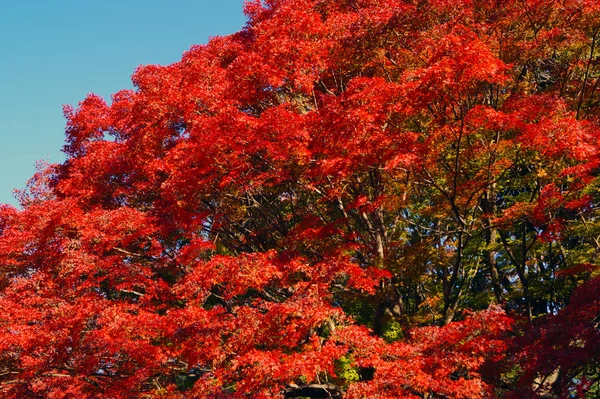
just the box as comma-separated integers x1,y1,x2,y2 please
1,0,600,397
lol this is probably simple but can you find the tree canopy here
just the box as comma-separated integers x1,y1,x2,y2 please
1,0,600,397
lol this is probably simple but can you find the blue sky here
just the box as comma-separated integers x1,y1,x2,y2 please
0,0,246,206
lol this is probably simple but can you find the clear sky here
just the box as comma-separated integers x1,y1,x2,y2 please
0,0,246,206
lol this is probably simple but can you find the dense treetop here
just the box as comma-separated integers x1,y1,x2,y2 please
1,0,600,397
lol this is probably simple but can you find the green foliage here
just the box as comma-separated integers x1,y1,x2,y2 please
335,355,360,385
382,319,403,343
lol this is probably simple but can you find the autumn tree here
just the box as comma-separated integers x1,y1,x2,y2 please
1,0,600,398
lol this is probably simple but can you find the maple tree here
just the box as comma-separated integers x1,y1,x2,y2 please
1,0,600,397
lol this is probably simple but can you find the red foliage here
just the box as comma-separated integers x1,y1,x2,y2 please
1,0,600,397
